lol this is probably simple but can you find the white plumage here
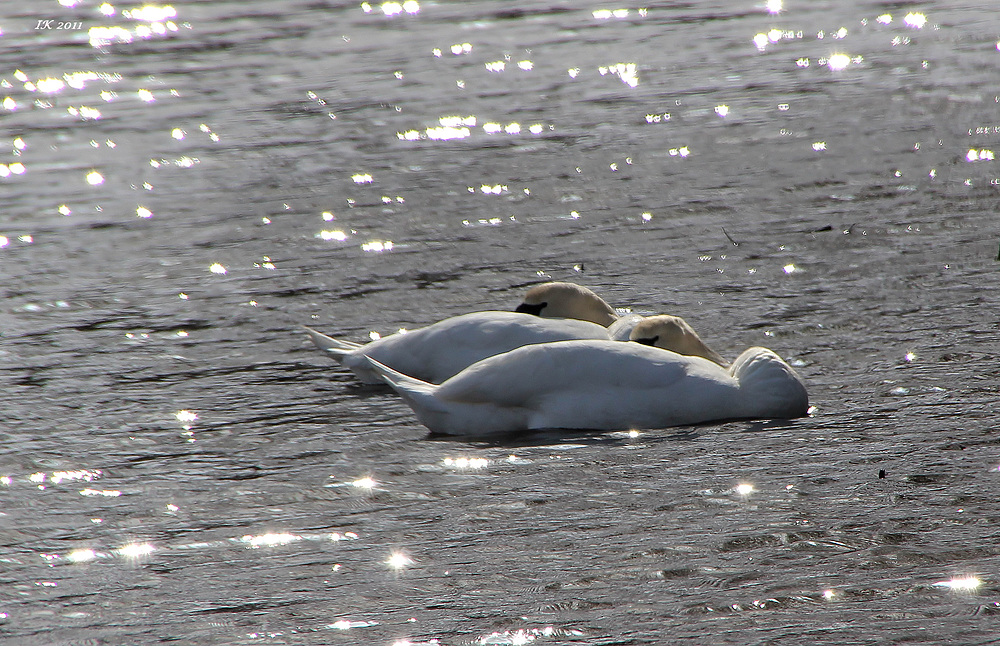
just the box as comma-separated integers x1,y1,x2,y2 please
304,282,636,384
515,281,641,340
367,338,809,436
628,314,728,366
304,311,609,384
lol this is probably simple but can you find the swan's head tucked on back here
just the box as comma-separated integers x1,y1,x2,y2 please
628,315,728,366
514,282,618,327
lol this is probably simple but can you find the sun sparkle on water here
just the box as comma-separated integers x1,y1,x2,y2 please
352,476,377,489
116,542,155,559
827,54,851,71
386,551,413,569
903,12,927,29
68,548,98,563
934,576,981,592
442,457,489,470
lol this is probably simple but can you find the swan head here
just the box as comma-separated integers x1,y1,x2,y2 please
629,315,728,366
514,282,618,327
730,347,809,419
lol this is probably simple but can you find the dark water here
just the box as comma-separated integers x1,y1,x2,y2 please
2,1,1000,644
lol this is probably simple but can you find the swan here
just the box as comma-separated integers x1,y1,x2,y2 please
516,284,730,364
365,337,809,436
305,283,726,385
514,282,643,340
629,314,728,366
303,311,610,385
305,311,726,385
304,282,645,384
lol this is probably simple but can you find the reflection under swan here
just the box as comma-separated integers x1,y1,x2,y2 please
329,619,380,630
476,627,584,644
239,533,301,549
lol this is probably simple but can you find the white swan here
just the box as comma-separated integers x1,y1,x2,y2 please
305,283,726,385
304,311,610,385
304,282,642,384
514,282,643,340
629,314,728,366
366,337,809,436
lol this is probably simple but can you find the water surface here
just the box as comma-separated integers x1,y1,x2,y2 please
2,1,1000,644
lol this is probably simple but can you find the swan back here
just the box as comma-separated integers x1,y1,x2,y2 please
730,347,809,419
606,312,645,341
308,311,610,384
514,282,618,326
629,315,728,366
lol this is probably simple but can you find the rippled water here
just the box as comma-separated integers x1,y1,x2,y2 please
3,1,1000,644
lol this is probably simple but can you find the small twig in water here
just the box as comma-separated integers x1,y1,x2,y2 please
722,227,740,246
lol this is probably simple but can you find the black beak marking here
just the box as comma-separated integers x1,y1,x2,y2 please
515,302,546,316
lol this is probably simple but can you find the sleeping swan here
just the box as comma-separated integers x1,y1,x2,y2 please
305,311,726,384
366,338,809,436
514,282,643,340
304,311,610,385
305,281,654,384
629,314,728,367
305,284,728,384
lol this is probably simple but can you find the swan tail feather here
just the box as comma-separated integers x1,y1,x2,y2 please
302,326,361,361
364,356,446,411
